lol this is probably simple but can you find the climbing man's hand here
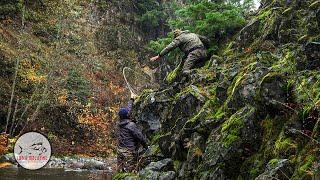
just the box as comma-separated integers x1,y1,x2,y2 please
150,55,160,62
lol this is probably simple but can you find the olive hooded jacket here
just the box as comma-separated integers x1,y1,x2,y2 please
159,31,209,57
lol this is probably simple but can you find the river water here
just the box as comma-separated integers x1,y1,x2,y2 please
0,168,113,180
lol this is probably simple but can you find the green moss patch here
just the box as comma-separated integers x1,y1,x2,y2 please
221,106,255,147
165,61,183,84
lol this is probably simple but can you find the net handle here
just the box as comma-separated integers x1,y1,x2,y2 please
123,67,138,96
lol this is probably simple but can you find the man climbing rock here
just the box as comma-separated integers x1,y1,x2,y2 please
150,29,209,76
116,94,147,172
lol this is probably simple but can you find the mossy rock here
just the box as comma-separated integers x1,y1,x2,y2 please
183,100,214,128
221,105,256,148
236,19,261,48
226,63,269,112
292,154,317,179
274,132,297,156
240,153,264,179
138,159,175,179
199,105,261,179
258,72,290,113
165,61,183,84
256,159,293,180
131,0,320,179
267,158,280,168
206,54,223,68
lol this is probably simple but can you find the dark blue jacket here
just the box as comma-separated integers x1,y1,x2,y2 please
117,100,147,151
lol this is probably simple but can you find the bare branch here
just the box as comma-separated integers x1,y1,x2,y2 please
9,99,19,136
11,87,39,136
18,80,49,137
5,58,20,133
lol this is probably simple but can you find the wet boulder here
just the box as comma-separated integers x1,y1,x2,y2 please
227,63,269,111
45,156,112,171
138,158,175,180
199,105,262,179
259,73,289,112
82,159,106,170
133,89,175,137
177,132,206,178
139,145,165,168
237,19,260,48
46,157,67,168
158,85,206,159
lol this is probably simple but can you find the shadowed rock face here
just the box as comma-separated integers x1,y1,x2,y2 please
237,19,261,48
304,42,320,69
256,159,294,180
129,0,320,179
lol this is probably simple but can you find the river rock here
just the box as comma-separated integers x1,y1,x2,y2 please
0,153,16,164
138,158,175,180
82,159,106,170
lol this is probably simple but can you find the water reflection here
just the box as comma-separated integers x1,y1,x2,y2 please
0,168,112,180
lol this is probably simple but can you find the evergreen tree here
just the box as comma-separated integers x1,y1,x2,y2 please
149,0,253,59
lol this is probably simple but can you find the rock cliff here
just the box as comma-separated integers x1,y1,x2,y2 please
129,0,320,179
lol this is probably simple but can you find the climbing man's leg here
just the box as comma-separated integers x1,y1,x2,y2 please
182,49,207,75
182,54,197,75
179,53,198,83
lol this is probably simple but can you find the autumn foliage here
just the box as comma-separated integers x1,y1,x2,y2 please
0,133,8,155
0,0,136,157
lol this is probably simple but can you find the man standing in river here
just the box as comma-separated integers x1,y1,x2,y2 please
116,94,147,172
150,29,209,77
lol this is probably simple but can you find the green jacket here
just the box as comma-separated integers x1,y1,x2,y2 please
159,31,208,57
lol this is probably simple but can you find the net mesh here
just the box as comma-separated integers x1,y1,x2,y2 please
123,67,159,95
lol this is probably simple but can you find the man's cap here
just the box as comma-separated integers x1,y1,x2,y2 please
119,108,129,119
173,29,182,37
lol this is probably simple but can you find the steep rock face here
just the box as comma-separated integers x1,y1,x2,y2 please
199,106,261,179
131,0,319,179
